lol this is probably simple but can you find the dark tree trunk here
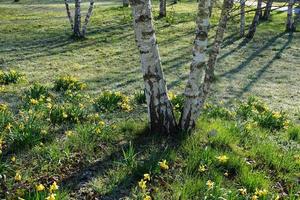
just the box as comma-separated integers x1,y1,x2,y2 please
74,0,82,37
262,0,273,20
159,0,167,18
286,0,296,32
246,0,263,40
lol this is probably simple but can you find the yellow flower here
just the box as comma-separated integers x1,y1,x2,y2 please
41,129,47,135
143,173,150,181
5,123,12,130
224,172,229,177
168,92,176,100
251,195,258,200
11,156,16,162
15,172,22,181
272,111,281,119
138,179,147,190
238,188,247,195
47,103,52,109
0,103,8,111
49,181,59,192
159,159,169,170
283,120,289,129
62,112,68,118
274,194,280,200
65,130,74,137
36,183,45,191
206,180,214,189
98,121,105,127
255,188,268,196
216,155,229,163
143,195,152,200
46,97,52,102
30,99,38,105
46,193,56,200
198,164,206,172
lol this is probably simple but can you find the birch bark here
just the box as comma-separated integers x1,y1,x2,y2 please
180,0,211,131
65,0,74,30
205,0,233,85
286,0,296,32
159,0,167,17
74,0,82,37
240,0,245,37
82,0,95,36
246,0,262,40
129,0,177,134
262,0,273,20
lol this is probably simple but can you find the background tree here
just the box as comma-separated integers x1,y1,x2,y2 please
123,0,129,7
262,0,273,20
240,0,245,36
246,0,263,40
159,0,167,18
65,0,95,38
286,0,296,31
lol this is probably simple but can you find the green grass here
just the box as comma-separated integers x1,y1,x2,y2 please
0,0,300,199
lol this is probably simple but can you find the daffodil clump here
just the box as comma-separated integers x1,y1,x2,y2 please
168,91,184,111
0,69,23,84
53,75,86,92
137,173,152,200
94,91,132,112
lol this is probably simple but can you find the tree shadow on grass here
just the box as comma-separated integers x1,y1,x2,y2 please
218,31,287,79
232,32,294,99
61,127,188,199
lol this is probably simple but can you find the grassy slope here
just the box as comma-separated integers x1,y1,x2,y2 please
0,1,299,199
0,1,300,117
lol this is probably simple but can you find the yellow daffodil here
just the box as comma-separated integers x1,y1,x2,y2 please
5,123,12,130
62,112,68,118
224,172,229,177
159,159,169,170
206,180,214,189
272,111,281,119
15,172,22,181
143,173,150,181
216,155,229,163
238,188,247,195
65,130,74,137
251,195,258,200
98,121,105,127
41,129,47,135
198,164,206,172
274,194,280,200
11,156,16,162
30,99,38,105
143,195,152,200
138,179,147,190
46,193,56,200
36,183,45,191
255,188,268,196
47,103,52,109
49,181,59,192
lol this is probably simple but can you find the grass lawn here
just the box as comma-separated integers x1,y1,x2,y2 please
0,0,299,199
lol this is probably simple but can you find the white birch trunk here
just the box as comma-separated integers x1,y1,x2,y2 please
286,0,296,32
129,0,177,134
74,0,82,37
205,0,233,86
65,0,74,30
240,0,245,37
180,0,211,131
82,0,95,37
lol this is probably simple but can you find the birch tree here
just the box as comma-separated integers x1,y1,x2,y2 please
64,0,95,38
240,0,245,37
159,0,167,18
286,0,296,32
246,0,262,40
179,0,211,131
129,0,177,134
262,0,273,20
